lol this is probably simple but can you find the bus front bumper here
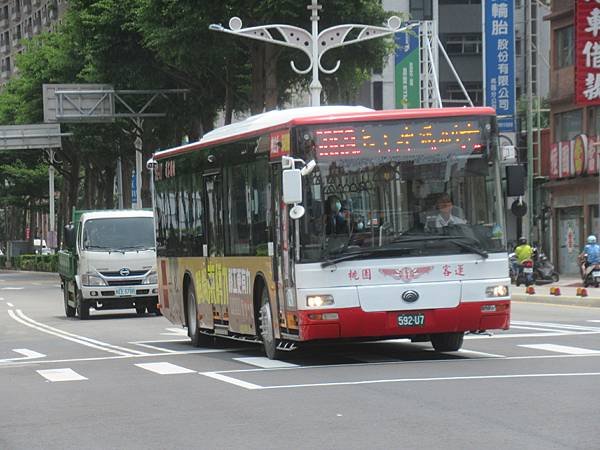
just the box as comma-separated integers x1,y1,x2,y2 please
297,300,510,341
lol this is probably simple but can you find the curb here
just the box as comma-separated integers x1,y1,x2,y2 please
512,293,600,307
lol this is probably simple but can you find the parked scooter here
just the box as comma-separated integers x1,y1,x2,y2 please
533,249,559,283
515,259,535,287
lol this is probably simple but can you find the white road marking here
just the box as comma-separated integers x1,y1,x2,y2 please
201,372,263,390
8,309,148,356
233,357,298,368
6,302,14,307
587,320,600,323
160,327,188,336
37,368,87,382
518,344,600,355
458,349,506,358
512,321,600,332
13,349,46,358
510,325,570,333
135,362,196,375
1,287,24,290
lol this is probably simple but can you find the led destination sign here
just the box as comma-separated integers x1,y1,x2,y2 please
313,119,486,158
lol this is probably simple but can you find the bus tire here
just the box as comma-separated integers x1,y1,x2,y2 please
259,286,282,360
63,281,76,318
186,280,210,347
76,290,90,320
431,332,464,352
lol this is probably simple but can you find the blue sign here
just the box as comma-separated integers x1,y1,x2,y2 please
131,170,137,204
394,23,420,109
483,0,516,132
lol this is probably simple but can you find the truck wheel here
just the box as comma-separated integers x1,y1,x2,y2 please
147,301,161,316
186,281,211,347
135,305,146,315
76,290,90,320
431,332,464,352
259,286,282,360
63,282,76,318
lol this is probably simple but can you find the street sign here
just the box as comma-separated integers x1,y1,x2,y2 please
131,170,138,205
43,83,114,123
0,124,62,150
395,22,420,109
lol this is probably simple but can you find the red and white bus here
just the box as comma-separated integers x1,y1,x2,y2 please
151,106,510,359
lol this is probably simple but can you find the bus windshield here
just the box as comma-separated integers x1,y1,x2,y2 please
82,217,155,251
295,116,505,263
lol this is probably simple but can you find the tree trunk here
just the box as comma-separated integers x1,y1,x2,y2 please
264,44,279,111
250,43,265,114
224,63,234,125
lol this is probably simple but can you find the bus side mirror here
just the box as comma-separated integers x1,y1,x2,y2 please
282,169,303,204
64,224,75,249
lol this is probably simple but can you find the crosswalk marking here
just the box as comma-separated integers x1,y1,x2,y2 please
518,344,600,355
135,362,196,375
233,357,298,368
37,368,87,382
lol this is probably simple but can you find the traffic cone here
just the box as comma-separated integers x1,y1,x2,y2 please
550,287,561,296
577,288,588,297
526,286,535,295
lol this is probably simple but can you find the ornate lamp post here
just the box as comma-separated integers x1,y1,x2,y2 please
209,0,413,107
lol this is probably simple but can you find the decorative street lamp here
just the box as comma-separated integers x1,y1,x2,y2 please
209,0,414,107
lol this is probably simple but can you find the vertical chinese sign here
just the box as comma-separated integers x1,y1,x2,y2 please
483,0,516,132
576,0,600,105
395,23,421,109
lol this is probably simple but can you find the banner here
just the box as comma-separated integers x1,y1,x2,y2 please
550,143,559,179
483,0,517,132
395,23,420,109
560,141,571,178
576,0,600,105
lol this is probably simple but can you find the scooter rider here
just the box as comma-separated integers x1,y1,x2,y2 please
579,235,600,279
514,237,533,268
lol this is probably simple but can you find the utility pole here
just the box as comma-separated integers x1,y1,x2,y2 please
209,1,413,107
525,0,534,243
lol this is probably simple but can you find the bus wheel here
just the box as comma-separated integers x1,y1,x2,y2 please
431,332,464,352
186,282,210,347
76,290,90,320
259,287,282,360
63,281,75,318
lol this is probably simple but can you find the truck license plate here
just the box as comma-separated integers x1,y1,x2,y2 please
115,287,136,296
397,313,425,327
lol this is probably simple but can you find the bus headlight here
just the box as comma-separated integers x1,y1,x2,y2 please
143,271,158,285
81,273,106,286
486,285,509,297
307,295,334,307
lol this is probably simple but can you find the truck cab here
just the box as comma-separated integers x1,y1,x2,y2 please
59,209,159,319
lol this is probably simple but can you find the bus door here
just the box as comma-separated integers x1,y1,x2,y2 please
272,165,293,334
203,172,228,325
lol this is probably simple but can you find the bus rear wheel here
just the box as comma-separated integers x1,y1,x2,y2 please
259,287,282,360
186,281,211,347
431,332,464,352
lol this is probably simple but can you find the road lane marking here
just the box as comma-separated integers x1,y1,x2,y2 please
518,344,600,355
161,328,188,336
233,357,298,368
6,302,14,307
0,348,47,363
1,287,24,290
37,368,87,382
201,372,263,389
458,349,506,358
7,309,147,357
512,321,600,332
135,362,196,375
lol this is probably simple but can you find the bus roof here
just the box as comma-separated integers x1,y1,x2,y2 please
153,106,496,160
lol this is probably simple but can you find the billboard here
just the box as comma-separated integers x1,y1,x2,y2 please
483,0,516,132
575,1,600,105
395,23,420,109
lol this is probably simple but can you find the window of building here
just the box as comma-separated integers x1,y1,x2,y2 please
410,0,433,20
590,107,600,137
555,26,574,68
444,82,483,106
554,109,582,141
440,0,481,4
443,33,482,55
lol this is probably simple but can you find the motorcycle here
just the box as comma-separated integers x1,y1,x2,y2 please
515,258,535,287
582,262,600,288
534,251,559,283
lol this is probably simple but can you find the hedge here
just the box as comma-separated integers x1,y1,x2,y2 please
1,254,59,272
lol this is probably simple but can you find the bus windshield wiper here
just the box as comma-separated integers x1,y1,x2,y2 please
393,235,488,259
321,247,412,268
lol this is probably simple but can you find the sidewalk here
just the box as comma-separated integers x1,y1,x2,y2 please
511,275,600,307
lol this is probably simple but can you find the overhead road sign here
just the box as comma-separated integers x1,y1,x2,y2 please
0,124,65,150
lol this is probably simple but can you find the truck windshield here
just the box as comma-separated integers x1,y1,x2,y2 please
295,116,506,263
82,217,155,251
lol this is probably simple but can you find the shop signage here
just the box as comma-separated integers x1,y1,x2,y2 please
575,0,600,105
550,134,599,179
483,0,516,132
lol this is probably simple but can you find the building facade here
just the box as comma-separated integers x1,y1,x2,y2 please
0,0,67,85
542,0,600,275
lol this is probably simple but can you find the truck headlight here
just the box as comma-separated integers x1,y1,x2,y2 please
81,274,106,286
307,295,334,308
143,271,158,285
486,285,509,297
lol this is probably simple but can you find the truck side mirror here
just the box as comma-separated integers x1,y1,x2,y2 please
64,224,75,249
282,169,302,204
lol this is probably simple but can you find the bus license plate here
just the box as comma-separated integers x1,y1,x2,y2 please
523,268,533,273
116,287,136,296
397,313,425,327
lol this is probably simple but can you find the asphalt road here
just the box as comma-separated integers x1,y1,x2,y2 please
1,270,600,450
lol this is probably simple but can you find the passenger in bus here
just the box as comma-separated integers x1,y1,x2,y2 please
324,195,348,234
427,194,466,229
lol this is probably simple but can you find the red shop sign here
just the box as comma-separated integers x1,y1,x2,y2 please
576,0,600,105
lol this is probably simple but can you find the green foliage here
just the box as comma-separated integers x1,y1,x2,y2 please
8,254,58,272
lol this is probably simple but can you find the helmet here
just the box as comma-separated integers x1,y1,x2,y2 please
587,235,597,244
518,237,527,245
